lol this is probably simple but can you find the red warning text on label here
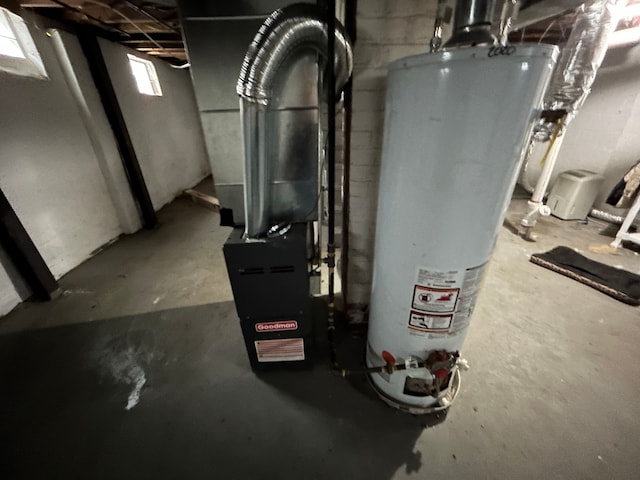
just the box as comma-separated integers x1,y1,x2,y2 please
255,320,298,332
408,310,453,333
412,285,459,313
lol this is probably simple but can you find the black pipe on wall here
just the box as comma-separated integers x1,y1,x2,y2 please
340,0,356,308
327,0,337,366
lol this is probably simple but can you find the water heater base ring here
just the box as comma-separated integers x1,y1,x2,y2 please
366,367,461,415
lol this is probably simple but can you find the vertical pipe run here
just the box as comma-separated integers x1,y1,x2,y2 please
499,0,520,45
444,0,496,47
430,0,449,52
340,0,356,307
522,118,566,239
453,0,493,28
327,0,337,368
239,99,270,237
531,118,565,204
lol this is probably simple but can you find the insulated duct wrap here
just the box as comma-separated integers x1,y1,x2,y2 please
533,0,620,141
236,3,353,238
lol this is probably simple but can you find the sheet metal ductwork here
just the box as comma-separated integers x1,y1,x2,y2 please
237,3,353,237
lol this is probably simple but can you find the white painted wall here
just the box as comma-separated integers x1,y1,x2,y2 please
57,31,141,235
0,24,123,298
99,39,211,211
0,16,210,317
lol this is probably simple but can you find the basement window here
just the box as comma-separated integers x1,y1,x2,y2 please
127,54,162,96
0,9,23,58
0,7,47,79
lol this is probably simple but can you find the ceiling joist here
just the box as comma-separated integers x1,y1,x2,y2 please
18,0,184,64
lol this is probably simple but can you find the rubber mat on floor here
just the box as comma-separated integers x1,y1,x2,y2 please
530,246,640,306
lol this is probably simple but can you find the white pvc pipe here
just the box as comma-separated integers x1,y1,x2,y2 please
530,131,566,204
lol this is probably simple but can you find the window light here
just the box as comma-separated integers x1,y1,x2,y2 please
127,53,162,96
0,7,47,79
0,9,25,59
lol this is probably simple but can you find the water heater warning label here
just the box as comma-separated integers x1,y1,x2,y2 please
409,264,488,336
412,286,459,313
408,311,453,332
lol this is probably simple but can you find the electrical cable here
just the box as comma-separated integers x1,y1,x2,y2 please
84,0,163,50
48,0,130,36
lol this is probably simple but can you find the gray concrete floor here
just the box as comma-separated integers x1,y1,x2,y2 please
1,185,639,479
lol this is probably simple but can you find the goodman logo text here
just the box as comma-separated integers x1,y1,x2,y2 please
255,321,298,332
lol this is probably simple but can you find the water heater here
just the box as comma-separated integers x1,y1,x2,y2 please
366,45,558,413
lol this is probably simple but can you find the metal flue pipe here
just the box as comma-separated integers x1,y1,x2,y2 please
444,0,497,47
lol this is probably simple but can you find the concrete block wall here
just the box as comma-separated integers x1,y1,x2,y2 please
346,0,436,308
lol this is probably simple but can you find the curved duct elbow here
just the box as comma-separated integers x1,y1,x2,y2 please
237,3,353,105
237,3,353,238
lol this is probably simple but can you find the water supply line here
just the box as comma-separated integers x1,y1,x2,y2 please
499,0,521,45
521,113,566,240
519,0,620,239
236,3,353,238
326,0,338,369
340,0,357,308
430,0,451,52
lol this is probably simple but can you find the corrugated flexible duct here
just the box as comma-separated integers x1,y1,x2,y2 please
237,3,353,237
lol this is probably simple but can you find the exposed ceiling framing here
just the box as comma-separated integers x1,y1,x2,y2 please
10,0,640,66
512,0,640,48
17,0,186,64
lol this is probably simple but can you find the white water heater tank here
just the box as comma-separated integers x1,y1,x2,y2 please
366,45,558,413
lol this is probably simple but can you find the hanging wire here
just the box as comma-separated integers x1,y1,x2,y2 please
538,18,558,44
83,0,164,51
